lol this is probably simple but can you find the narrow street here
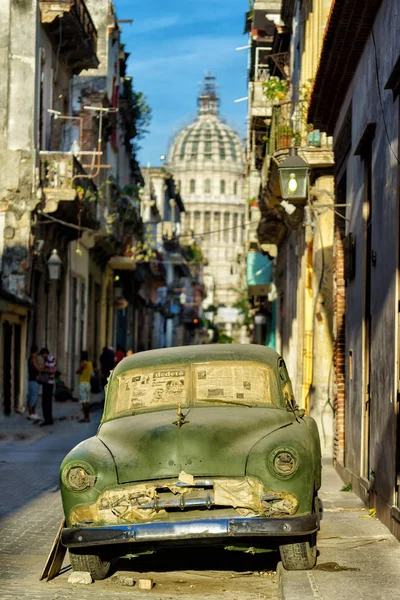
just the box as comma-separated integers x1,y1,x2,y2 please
3,405,400,599
0,0,399,597
0,406,279,600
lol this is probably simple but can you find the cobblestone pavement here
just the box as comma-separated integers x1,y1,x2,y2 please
0,408,279,600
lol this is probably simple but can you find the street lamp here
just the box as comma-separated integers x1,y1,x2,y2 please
278,148,309,202
47,249,62,281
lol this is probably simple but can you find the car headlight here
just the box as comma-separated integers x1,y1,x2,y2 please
268,447,299,478
62,463,96,492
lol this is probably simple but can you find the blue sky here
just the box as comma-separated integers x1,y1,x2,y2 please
114,0,249,166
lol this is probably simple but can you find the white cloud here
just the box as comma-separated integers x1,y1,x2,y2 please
130,34,242,78
131,15,182,34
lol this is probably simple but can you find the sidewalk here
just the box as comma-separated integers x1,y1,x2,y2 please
280,457,400,600
0,393,104,444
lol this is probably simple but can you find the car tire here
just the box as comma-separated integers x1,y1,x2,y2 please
279,533,317,570
69,549,111,580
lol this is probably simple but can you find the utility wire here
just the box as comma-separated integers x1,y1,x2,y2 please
371,29,400,165
179,220,257,240
35,209,259,240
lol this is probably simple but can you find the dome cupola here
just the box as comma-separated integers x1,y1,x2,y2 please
168,76,245,172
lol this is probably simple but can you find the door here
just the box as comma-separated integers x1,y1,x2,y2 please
2,321,12,415
362,148,372,480
2,321,22,415
396,101,400,509
13,325,21,412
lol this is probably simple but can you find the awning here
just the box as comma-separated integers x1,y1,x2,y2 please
246,251,272,287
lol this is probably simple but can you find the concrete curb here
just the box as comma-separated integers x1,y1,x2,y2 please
278,562,321,600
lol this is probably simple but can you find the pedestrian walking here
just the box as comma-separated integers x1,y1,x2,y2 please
100,346,114,388
115,345,126,363
77,351,93,423
38,347,56,426
27,345,43,421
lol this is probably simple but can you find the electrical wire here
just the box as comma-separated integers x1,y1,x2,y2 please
178,220,256,240
34,209,257,240
34,211,96,232
371,29,400,165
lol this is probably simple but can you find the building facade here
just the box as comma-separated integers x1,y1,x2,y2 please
309,0,400,537
168,77,246,339
245,0,336,454
0,0,156,414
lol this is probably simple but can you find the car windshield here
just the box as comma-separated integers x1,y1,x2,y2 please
194,362,276,406
104,361,278,420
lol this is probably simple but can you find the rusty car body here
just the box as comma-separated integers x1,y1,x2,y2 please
60,345,322,578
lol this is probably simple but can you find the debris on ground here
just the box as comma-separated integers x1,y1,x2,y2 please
315,562,360,572
110,574,135,586
138,577,154,590
67,571,93,585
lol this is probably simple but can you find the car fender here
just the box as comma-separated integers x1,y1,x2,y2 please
60,436,118,526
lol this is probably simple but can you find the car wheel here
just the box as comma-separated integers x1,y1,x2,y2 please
69,549,111,580
279,533,317,570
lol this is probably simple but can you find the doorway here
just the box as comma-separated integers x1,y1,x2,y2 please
2,319,24,415
362,148,373,480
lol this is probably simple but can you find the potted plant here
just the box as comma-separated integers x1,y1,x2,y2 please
262,77,289,104
277,125,293,149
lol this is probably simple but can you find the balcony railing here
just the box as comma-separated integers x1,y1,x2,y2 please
39,0,98,73
39,152,98,223
39,152,97,199
269,100,331,155
249,81,273,118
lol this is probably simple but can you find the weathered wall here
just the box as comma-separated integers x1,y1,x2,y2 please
0,0,39,299
310,177,334,456
333,0,399,526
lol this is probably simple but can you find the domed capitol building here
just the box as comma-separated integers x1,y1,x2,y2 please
168,76,246,337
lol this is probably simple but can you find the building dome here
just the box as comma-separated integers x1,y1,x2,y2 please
168,77,245,173
167,76,246,338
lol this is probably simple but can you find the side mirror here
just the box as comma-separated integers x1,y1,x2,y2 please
285,393,296,411
285,393,305,418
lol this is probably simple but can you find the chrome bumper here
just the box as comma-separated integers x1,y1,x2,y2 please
61,513,318,548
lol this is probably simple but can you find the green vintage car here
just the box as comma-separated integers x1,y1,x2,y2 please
60,345,321,578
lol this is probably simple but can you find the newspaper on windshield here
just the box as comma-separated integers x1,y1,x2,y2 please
115,366,189,413
194,362,274,406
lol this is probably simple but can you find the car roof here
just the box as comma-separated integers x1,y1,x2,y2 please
112,344,281,377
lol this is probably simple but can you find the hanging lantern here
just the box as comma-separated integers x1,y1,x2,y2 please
47,249,62,281
278,149,309,202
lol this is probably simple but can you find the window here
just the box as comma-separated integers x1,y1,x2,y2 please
194,211,201,234
214,212,220,242
220,180,226,194
204,179,211,194
224,213,230,242
185,212,191,232
234,181,237,195
204,211,211,233
190,179,196,194
232,213,238,242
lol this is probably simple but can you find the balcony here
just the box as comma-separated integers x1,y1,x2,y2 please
39,152,97,218
249,81,273,119
39,0,98,74
269,100,333,158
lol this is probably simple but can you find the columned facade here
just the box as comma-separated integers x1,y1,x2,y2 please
168,77,246,329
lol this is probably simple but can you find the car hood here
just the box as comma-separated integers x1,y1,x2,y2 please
98,407,294,484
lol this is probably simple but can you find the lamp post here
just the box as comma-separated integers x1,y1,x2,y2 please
278,147,309,203
47,249,62,281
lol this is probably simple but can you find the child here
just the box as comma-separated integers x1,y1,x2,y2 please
77,351,93,422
